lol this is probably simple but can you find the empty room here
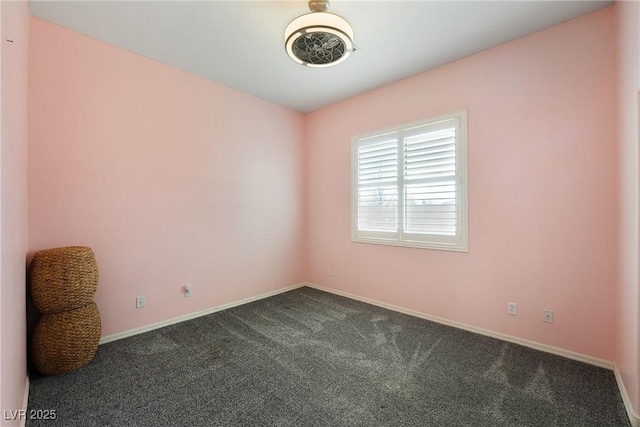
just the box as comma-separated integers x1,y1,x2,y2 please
1,0,639,426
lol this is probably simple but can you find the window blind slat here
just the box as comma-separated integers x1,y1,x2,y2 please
404,138,455,153
359,157,397,167
359,165,397,174
405,150,456,164
359,149,397,161
405,162,456,175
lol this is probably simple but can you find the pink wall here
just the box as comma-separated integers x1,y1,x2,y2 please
1,0,30,423
306,8,618,361
23,5,635,419
28,18,306,337
616,0,640,417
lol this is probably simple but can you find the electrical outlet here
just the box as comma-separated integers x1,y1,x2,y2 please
184,283,192,298
543,309,553,323
327,267,333,277
136,296,145,309
508,302,517,316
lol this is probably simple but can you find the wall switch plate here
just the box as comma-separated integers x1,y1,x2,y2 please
184,283,192,298
508,302,517,316
327,267,333,276
543,309,553,323
136,296,145,309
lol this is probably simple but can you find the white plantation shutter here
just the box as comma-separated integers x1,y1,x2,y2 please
352,111,467,251
356,132,399,237
403,120,457,237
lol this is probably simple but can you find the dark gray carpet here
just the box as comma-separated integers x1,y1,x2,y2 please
27,286,630,426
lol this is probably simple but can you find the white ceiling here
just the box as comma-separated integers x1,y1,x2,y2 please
29,1,613,113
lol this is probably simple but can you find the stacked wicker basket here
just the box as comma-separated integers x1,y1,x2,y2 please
29,246,101,375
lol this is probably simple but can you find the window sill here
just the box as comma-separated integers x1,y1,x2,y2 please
351,236,468,252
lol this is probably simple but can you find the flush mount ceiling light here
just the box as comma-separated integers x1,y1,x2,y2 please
285,0,354,67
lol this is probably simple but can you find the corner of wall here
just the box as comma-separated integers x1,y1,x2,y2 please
614,0,640,419
0,0,30,424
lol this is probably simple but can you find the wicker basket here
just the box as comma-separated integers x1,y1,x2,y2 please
32,302,101,376
29,246,99,314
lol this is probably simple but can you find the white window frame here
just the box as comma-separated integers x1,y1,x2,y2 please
351,110,468,252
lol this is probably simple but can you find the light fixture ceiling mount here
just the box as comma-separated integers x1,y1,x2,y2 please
284,0,355,67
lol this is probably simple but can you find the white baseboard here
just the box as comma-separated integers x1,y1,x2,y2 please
304,282,613,369
99,283,305,344
614,365,640,427
20,375,29,427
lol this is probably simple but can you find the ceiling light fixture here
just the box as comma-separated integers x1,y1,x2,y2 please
284,0,354,67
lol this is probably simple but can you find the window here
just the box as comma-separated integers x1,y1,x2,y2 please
351,110,468,251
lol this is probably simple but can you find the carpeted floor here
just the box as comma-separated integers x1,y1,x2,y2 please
27,286,630,426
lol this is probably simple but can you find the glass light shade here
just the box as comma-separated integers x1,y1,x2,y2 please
284,12,354,67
